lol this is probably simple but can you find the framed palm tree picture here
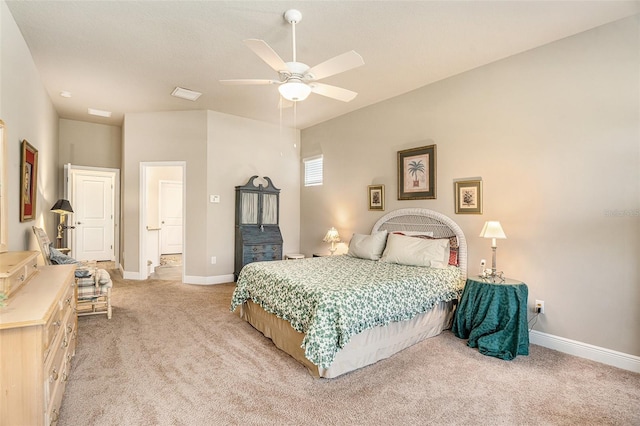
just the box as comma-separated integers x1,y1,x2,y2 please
397,144,436,200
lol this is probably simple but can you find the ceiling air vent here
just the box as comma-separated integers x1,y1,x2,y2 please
171,87,202,101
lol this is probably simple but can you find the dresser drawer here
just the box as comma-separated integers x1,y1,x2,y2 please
43,282,75,360
0,251,39,299
243,245,282,263
44,299,75,414
245,244,281,254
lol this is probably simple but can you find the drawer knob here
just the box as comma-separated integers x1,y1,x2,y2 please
50,368,59,382
19,274,25,282
65,297,72,305
62,338,69,348
62,372,69,382
67,324,73,334
252,247,258,252
53,320,61,328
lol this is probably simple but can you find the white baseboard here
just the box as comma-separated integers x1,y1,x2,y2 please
122,268,145,280
121,270,234,285
184,274,235,285
529,330,640,373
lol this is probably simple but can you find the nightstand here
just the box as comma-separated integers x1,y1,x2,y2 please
285,253,304,260
452,276,529,360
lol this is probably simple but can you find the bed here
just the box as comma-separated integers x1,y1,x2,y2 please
230,208,467,378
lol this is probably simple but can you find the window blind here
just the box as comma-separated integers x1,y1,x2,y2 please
304,156,323,186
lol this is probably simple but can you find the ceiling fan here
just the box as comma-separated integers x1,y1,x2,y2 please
220,9,364,103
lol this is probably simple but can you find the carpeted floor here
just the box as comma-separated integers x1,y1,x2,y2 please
59,269,640,425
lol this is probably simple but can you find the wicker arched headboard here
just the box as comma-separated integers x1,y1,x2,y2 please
371,208,467,279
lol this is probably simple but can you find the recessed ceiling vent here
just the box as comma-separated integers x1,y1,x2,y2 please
87,108,112,118
171,87,202,101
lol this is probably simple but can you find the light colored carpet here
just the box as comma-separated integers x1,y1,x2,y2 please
60,270,640,425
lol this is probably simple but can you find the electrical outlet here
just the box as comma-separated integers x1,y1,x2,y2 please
535,299,545,314
211,256,216,265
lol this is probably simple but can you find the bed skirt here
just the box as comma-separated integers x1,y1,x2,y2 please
238,299,455,378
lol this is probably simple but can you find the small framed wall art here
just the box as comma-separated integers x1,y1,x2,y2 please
397,144,436,200
454,179,482,214
20,139,38,222
368,185,385,211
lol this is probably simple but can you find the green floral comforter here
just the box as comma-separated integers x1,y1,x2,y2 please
230,255,464,368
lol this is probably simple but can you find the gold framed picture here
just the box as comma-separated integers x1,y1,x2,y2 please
398,144,436,200
368,185,385,211
455,179,482,214
20,140,38,222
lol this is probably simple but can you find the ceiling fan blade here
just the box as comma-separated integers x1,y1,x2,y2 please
244,39,288,73
310,83,358,102
306,51,364,81
219,79,278,85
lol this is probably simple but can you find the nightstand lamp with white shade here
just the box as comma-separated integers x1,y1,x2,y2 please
479,221,506,278
323,227,341,255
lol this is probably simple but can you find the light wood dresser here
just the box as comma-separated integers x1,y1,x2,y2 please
0,260,77,426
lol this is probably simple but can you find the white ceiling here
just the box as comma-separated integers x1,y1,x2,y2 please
6,1,639,129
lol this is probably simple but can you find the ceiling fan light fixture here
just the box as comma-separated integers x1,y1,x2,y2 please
278,80,311,102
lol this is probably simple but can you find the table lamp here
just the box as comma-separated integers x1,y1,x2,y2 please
479,221,506,277
51,199,73,248
323,227,341,255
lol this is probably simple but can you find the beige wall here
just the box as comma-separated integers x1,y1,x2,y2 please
300,16,640,356
59,118,121,171
122,109,300,281
123,110,208,277
1,1,59,251
206,110,300,278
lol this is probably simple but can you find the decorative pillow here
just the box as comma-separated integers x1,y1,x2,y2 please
49,244,79,265
380,233,449,268
393,232,458,266
347,230,388,260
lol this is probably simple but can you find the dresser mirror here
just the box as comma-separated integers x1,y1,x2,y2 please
0,120,7,253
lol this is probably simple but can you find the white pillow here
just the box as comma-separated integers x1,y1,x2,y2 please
380,233,449,268
395,231,434,237
347,230,388,260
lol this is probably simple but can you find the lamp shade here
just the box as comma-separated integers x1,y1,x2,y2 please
278,80,311,102
479,221,506,239
51,199,73,214
323,227,341,243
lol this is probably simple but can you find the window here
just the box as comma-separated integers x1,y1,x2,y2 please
304,155,323,186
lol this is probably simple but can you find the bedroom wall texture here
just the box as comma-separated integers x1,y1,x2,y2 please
122,110,300,281
300,16,639,357
59,119,122,170
1,1,60,251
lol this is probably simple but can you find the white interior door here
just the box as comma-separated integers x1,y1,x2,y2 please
159,180,183,255
72,172,115,261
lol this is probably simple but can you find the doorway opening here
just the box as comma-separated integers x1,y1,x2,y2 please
139,162,185,281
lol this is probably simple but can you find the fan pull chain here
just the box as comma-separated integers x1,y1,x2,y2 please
291,21,297,62
293,101,297,129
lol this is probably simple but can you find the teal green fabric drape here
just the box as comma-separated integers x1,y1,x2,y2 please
453,278,529,360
